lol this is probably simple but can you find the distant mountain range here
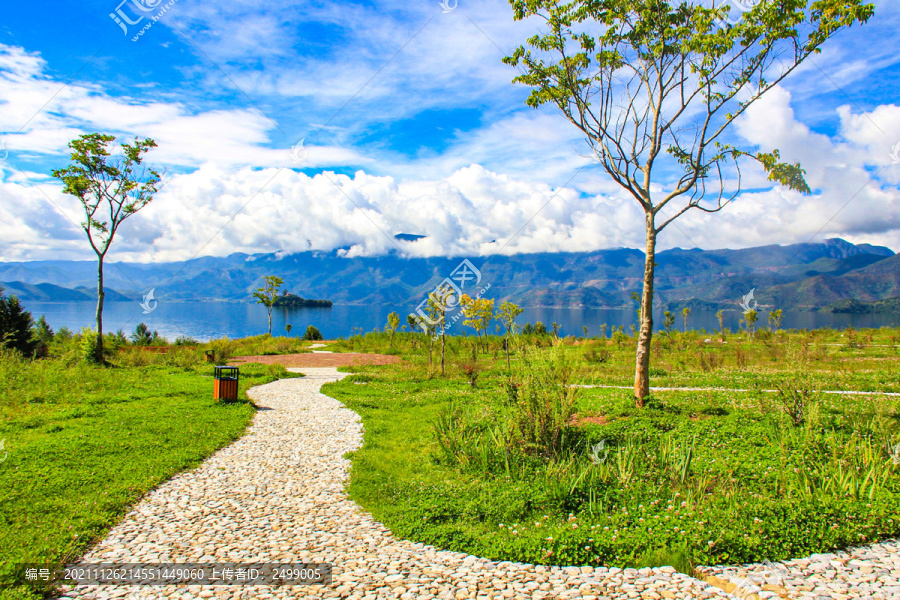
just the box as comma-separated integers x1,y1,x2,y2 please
1,238,898,312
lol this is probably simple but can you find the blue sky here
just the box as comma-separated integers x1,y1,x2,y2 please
1,0,900,263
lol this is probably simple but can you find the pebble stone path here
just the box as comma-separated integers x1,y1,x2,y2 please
59,351,900,600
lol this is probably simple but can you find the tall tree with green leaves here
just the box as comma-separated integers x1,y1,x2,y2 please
253,275,284,335
428,284,454,375
744,309,759,338
504,0,873,405
663,311,675,335
386,311,400,348
52,133,161,362
681,307,691,332
497,300,524,369
768,308,784,332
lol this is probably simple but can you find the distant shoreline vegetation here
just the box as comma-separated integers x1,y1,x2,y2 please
820,297,900,314
273,293,333,308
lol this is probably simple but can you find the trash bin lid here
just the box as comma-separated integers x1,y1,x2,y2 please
213,366,240,378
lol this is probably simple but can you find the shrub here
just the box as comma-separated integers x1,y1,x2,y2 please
208,337,237,363
31,315,54,358
501,376,521,405
773,377,820,427
583,343,610,364
510,347,578,457
79,328,100,364
105,330,128,353
303,325,324,341
460,363,479,388
696,350,722,372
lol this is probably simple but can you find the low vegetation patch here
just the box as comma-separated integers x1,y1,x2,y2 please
0,347,299,600
326,328,900,572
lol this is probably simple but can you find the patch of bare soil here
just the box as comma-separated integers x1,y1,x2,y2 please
568,413,611,427
228,352,400,368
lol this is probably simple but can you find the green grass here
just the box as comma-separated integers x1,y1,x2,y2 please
0,349,300,600
325,328,900,572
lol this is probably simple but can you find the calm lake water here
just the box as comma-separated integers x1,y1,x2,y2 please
24,301,900,342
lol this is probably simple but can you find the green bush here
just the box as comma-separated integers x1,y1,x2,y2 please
303,325,324,341
208,337,237,363
78,328,100,364
510,347,578,457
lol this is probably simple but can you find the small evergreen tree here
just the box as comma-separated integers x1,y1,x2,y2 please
0,288,37,356
131,323,158,346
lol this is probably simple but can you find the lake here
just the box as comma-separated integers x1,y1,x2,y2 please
23,300,900,342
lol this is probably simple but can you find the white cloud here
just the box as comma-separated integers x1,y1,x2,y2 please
3,4,900,266
0,43,370,170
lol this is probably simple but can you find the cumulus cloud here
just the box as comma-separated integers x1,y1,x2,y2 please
0,44,369,170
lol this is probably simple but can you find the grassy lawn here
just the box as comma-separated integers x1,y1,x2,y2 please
326,328,900,573
0,349,299,600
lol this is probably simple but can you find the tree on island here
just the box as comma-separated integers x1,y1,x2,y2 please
253,275,284,336
273,293,333,308
52,133,161,363
505,0,873,405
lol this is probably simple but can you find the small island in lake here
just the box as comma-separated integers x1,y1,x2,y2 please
274,293,333,308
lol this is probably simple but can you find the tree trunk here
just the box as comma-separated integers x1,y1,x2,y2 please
95,255,105,363
440,329,446,375
633,216,657,406
428,335,433,366
267,308,272,335
505,332,511,370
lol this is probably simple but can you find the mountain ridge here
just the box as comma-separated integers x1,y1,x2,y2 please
1,238,896,311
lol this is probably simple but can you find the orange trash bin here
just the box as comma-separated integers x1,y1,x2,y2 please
213,366,240,401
